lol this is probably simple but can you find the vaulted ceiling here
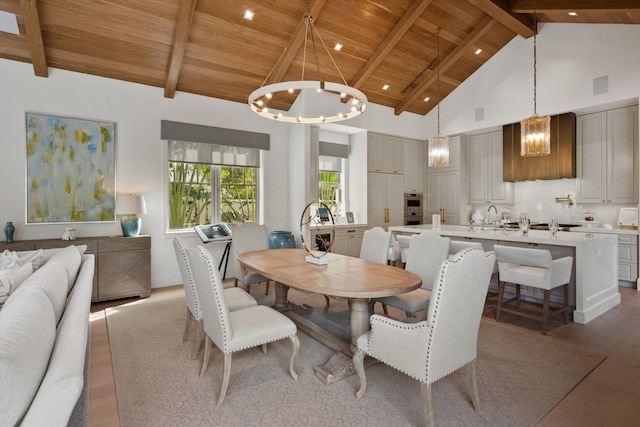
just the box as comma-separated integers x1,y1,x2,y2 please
1,0,639,117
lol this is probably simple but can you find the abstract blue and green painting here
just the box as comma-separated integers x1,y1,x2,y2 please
26,113,116,223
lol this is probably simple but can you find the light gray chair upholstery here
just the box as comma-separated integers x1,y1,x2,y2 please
173,238,257,360
232,222,271,295
375,232,450,318
190,245,300,405
353,248,496,427
359,227,392,264
494,245,573,335
449,240,483,258
396,234,411,264
324,227,391,312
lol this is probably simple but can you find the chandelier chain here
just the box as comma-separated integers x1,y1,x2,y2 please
437,28,442,135
533,0,538,116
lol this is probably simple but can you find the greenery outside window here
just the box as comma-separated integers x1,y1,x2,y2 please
168,162,257,229
319,170,340,213
167,138,261,231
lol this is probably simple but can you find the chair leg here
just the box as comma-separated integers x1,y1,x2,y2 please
467,359,482,413
421,383,435,427
217,353,232,405
183,308,192,342
262,343,268,355
234,278,239,287
191,319,203,360
200,335,212,377
542,290,551,335
515,284,521,312
382,303,388,315
353,349,367,399
289,335,300,380
265,281,270,295
496,281,505,322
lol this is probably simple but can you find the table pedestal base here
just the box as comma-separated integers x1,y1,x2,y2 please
314,352,354,385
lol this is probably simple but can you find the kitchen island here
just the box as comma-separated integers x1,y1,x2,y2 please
388,224,620,324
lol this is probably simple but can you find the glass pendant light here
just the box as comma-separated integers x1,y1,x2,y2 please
521,0,550,157
428,28,449,167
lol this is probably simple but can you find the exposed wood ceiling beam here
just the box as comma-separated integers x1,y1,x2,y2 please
394,16,495,116
511,0,640,13
467,0,535,38
265,0,327,85
164,0,198,98
19,0,47,77
349,0,433,89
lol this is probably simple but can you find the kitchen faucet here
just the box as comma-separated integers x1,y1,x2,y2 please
487,205,498,223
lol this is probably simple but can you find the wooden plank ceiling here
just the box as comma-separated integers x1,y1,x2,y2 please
1,0,639,117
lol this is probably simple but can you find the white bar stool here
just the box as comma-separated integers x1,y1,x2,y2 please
493,245,573,335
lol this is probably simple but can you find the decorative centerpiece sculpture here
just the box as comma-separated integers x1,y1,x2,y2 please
299,201,335,265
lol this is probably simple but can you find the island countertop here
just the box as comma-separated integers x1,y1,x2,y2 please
388,224,620,325
388,224,618,249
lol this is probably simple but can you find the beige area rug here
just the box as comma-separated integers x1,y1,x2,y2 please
106,286,605,426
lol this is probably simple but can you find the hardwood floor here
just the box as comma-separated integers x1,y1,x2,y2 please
87,286,640,426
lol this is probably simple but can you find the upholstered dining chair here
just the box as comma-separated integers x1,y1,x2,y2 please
373,231,450,318
323,227,391,312
190,245,300,405
353,248,496,427
172,238,258,360
493,245,573,334
449,240,483,258
232,221,271,295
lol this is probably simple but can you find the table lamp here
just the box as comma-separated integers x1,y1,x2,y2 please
115,194,147,237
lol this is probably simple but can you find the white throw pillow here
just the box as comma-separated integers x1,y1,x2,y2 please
0,250,20,270
0,263,33,307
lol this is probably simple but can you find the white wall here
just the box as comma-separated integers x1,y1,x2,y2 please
0,59,425,288
437,23,640,136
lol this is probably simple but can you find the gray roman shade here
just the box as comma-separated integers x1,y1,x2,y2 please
162,120,270,167
319,141,348,172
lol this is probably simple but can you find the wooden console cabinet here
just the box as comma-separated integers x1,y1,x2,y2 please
0,235,151,302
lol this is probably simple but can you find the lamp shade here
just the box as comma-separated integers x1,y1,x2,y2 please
520,115,551,157
115,194,147,215
116,194,146,237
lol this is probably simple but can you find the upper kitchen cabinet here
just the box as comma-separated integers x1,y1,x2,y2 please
503,113,576,181
427,134,462,172
577,105,638,204
367,133,403,174
403,138,425,193
469,131,514,205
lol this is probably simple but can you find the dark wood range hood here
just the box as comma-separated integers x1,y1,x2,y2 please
503,112,576,181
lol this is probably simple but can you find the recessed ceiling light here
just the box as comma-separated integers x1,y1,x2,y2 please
334,43,343,51
424,97,430,102
568,12,578,16
243,10,254,21
474,48,483,55
382,84,389,90
0,11,19,35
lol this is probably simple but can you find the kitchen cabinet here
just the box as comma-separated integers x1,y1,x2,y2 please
469,131,513,205
577,105,638,204
403,138,425,193
367,172,404,230
426,134,468,225
367,133,403,174
309,225,366,257
617,234,638,283
332,226,366,257
427,171,460,225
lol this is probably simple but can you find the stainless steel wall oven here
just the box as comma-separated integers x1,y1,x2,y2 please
404,192,423,225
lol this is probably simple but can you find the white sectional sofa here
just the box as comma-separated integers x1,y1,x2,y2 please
0,244,95,426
